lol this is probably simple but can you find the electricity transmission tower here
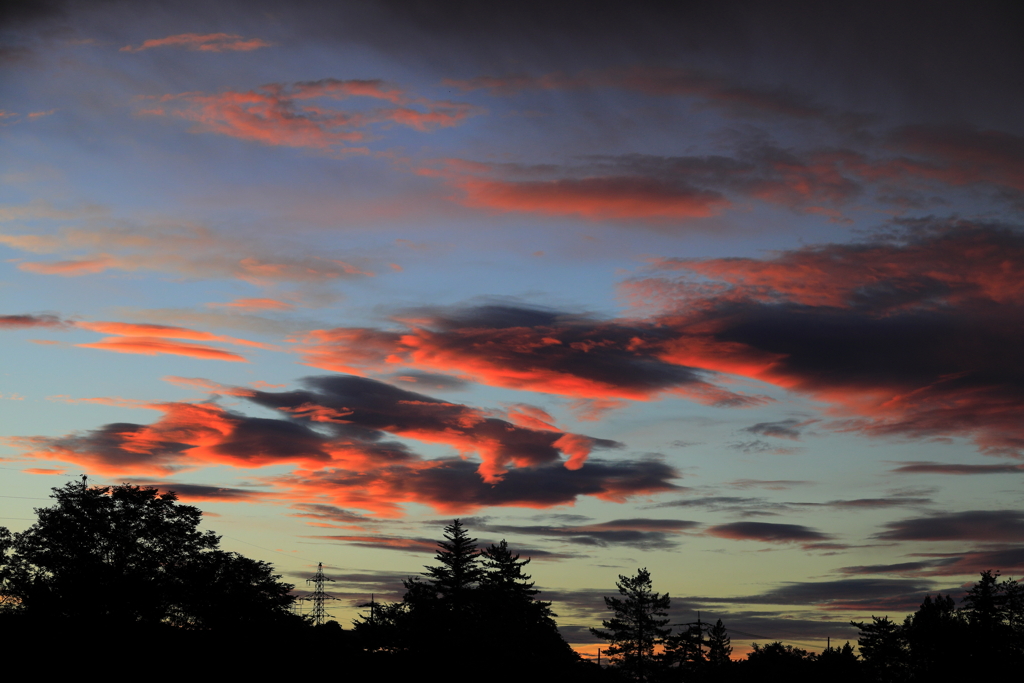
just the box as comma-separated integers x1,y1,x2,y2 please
305,562,336,626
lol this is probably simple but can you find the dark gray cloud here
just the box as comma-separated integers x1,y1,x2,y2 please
272,457,681,515
744,419,807,440
248,374,622,477
876,510,1024,542
479,517,700,550
139,481,271,502
707,521,831,543
0,313,67,328
700,577,937,612
799,497,934,510
891,461,1024,475
727,480,815,490
289,503,372,526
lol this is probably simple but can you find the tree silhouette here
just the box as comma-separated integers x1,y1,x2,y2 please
351,520,586,675
0,478,298,629
903,594,964,676
663,618,706,672
423,518,483,615
706,618,732,666
480,539,554,623
478,539,575,665
851,615,908,682
591,567,671,681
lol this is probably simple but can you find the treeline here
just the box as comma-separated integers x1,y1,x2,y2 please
2,480,1023,681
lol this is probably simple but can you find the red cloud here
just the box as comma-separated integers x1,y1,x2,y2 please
454,176,728,220
295,308,764,406
76,337,249,362
9,376,676,517
121,33,273,53
268,457,678,517
9,401,337,476
70,320,283,363
419,149,861,222
888,125,1024,193
76,321,275,350
292,223,1024,459
247,375,622,482
142,79,480,151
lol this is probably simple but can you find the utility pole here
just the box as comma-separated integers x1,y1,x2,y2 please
306,562,336,626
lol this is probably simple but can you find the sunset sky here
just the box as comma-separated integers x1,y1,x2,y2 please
3,0,1023,654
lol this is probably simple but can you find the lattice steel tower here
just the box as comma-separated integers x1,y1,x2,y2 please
306,562,335,626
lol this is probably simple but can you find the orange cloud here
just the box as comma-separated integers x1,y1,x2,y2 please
19,256,115,275
46,395,158,409
248,375,622,483
294,312,761,406
121,33,273,53
267,456,678,517
23,468,65,475
9,400,335,476
76,337,249,362
292,223,1024,458
417,147,862,222
2,224,373,285
142,79,480,151
76,321,276,350
161,375,256,396
206,297,296,311
454,176,728,220
9,378,673,516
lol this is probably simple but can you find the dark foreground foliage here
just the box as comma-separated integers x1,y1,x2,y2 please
4,482,1023,680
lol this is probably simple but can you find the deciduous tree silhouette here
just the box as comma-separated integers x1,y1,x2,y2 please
591,567,671,681
0,478,298,630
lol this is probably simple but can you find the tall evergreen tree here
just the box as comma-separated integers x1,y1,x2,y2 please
706,618,732,666
423,518,483,614
851,615,908,682
663,619,707,671
480,539,553,622
591,568,671,681
903,594,964,676
479,539,576,665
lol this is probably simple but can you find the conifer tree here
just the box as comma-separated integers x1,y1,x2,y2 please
480,539,555,623
706,618,732,665
591,568,671,681
423,519,483,613
851,616,908,681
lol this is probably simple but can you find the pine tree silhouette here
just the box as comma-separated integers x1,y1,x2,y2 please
591,568,671,681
